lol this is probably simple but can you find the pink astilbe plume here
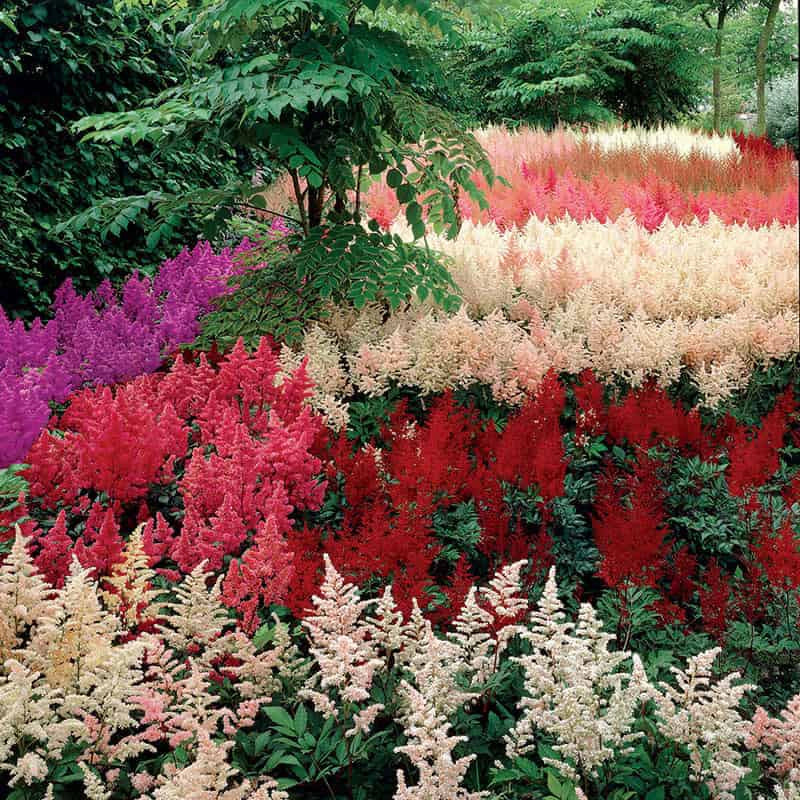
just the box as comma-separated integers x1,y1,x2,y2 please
221,516,295,634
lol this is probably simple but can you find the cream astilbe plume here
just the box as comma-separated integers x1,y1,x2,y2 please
26,558,144,714
393,681,487,800
79,763,112,800
300,555,384,728
0,525,50,665
157,562,233,655
653,647,756,800
230,613,310,700
0,660,77,781
505,567,651,780
279,324,352,429
585,125,738,159
399,609,475,717
366,585,406,659
144,728,287,800
102,523,160,627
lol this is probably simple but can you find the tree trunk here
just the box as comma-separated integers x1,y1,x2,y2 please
307,186,325,229
712,7,728,133
755,0,781,135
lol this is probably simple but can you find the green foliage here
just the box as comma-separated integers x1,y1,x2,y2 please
724,3,798,98
454,0,708,126
766,70,799,152
71,0,496,240
194,222,461,348
0,0,241,318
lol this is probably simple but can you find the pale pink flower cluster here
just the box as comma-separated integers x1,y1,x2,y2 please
300,554,385,726
283,210,798,409
748,693,800,786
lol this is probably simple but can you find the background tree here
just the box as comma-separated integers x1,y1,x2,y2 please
701,0,749,132
70,0,498,344
754,0,794,134
455,0,707,127
0,0,240,319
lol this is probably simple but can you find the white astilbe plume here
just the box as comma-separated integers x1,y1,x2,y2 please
300,555,384,729
157,563,233,657
229,613,310,699
0,525,51,667
394,681,487,800
25,557,145,735
400,602,475,717
79,764,112,800
505,567,650,780
450,560,528,685
652,647,756,800
366,585,406,659
102,524,160,627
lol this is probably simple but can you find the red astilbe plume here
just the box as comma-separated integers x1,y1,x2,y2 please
72,504,124,578
725,388,796,496
24,377,187,508
751,517,800,595
668,545,698,604
572,369,608,443
593,456,668,589
488,371,567,502
222,515,295,634
33,510,72,588
698,559,732,641
606,381,701,454
63,380,187,504
384,391,477,510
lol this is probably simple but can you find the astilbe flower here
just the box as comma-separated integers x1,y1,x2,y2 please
747,693,800,786
449,560,528,686
750,517,800,596
221,515,295,634
394,681,487,800
505,567,651,781
300,554,385,728
724,389,796,496
593,458,668,589
0,526,50,663
24,338,326,620
652,647,756,800
102,524,161,628
0,236,272,469
697,560,733,641
141,729,288,800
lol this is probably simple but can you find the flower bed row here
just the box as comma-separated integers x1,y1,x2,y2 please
4,341,797,642
365,127,798,231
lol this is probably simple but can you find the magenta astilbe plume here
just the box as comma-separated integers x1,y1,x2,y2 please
0,232,276,468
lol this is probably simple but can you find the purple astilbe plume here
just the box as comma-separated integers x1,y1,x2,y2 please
0,227,281,468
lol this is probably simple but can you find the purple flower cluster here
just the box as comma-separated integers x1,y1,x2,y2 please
0,229,284,468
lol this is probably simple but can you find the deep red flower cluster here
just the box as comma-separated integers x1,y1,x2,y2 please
288,378,567,618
